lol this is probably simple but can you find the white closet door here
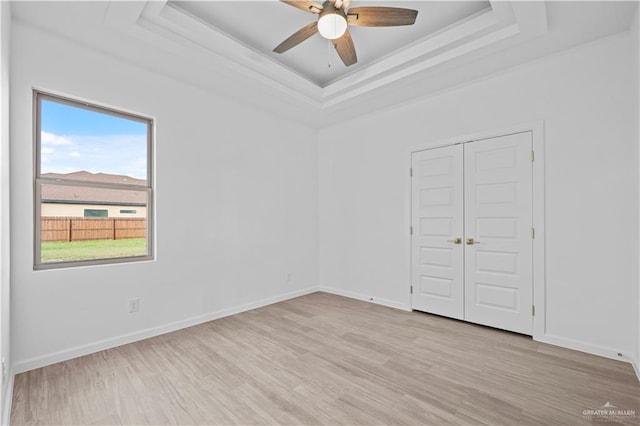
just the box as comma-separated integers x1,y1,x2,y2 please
463,132,533,335
411,145,464,319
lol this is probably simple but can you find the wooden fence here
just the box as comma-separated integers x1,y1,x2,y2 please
41,217,146,242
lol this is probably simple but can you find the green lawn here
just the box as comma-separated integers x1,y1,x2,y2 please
41,238,147,263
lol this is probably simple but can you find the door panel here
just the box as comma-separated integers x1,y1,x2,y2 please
411,145,464,319
464,132,533,335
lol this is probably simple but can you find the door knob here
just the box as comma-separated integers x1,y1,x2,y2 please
466,238,480,245
447,237,462,244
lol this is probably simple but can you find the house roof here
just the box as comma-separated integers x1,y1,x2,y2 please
43,170,147,185
41,171,147,206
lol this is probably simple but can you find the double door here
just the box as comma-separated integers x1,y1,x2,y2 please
411,132,533,335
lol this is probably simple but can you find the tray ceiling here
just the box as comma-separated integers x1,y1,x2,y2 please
10,1,638,127
168,1,491,87
104,0,549,109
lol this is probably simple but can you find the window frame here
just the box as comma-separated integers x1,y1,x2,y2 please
34,90,154,270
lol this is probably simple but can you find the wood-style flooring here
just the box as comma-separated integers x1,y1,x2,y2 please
10,292,640,425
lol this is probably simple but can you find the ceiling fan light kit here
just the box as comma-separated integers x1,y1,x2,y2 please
317,7,347,39
274,0,418,67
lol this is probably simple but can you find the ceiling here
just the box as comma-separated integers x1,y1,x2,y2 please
169,1,491,87
10,1,639,128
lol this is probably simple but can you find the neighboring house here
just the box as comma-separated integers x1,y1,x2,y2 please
41,171,147,218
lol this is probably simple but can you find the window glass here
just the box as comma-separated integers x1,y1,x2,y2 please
40,99,148,185
35,92,153,269
83,209,108,218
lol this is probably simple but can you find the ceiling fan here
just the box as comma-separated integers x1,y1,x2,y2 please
273,0,418,67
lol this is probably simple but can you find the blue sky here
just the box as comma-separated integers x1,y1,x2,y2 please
40,99,148,180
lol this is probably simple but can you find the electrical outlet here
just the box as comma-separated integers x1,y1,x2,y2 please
128,298,140,313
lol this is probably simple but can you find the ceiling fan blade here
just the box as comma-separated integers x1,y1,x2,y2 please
273,22,319,53
332,30,357,66
281,0,324,14
341,0,352,10
347,7,418,27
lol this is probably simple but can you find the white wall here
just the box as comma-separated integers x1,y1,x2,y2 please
319,32,637,359
0,0,11,421
10,22,319,370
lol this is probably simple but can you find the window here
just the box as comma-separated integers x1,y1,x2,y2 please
35,91,153,269
84,209,108,218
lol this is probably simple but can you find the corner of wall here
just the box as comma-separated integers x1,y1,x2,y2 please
632,1,640,380
313,127,321,291
1,0,12,423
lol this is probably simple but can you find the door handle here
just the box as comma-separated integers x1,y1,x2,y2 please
466,238,480,245
447,237,462,244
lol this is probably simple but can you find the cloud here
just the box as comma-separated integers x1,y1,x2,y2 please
40,132,148,179
41,131,73,146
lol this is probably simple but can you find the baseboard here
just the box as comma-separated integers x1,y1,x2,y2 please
2,367,14,426
319,286,411,312
13,286,318,375
536,333,633,364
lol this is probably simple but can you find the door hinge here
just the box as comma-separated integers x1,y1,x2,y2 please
532,305,535,316
409,167,413,177
410,285,413,294
410,226,413,235
531,151,535,162
531,227,535,239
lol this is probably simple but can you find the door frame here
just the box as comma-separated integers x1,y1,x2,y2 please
405,120,545,340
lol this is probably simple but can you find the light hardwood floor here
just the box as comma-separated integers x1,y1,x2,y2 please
10,292,640,425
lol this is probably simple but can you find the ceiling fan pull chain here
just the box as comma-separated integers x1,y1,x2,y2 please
327,39,332,68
